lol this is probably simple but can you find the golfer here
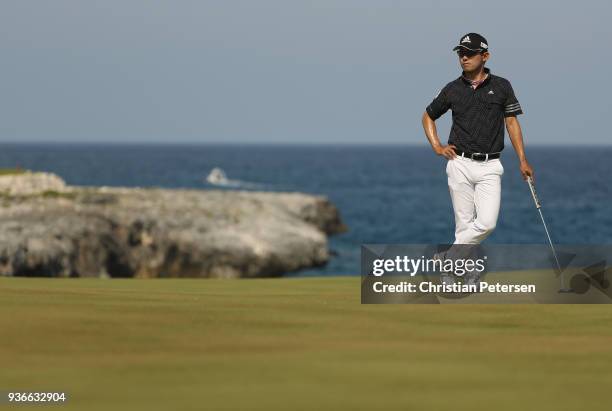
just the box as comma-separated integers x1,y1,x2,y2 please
422,33,534,245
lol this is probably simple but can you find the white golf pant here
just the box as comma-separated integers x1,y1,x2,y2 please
446,155,504,244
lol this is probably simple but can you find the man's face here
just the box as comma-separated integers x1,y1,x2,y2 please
457,49,489,71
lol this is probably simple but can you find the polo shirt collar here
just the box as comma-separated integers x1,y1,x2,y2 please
461,67,491,88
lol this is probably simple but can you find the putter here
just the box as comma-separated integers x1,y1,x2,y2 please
526,176,571,292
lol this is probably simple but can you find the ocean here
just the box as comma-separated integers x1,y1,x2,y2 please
1,143,610,276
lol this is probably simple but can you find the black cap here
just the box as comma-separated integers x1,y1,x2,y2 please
452,33,489,52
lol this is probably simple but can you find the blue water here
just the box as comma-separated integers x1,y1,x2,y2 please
1,143,611,276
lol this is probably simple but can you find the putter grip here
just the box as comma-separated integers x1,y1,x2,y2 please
527,177,541,209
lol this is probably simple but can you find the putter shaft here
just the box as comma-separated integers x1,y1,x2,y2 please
527,177,566,290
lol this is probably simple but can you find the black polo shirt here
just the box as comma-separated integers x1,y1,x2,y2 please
426,67,523,154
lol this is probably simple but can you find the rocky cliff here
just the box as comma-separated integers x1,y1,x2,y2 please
0,172,347,278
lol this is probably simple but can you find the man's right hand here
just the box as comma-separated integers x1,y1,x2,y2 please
434,144,457,160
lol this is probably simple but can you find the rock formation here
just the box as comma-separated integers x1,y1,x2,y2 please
0,172,346,278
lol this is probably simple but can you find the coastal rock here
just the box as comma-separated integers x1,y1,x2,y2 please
0,171,69,196
0,174,347,278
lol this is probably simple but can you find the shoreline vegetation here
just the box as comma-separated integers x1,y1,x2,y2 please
0,171,347,278
0,167,26,176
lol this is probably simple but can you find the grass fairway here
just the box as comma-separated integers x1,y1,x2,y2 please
2,276,612,411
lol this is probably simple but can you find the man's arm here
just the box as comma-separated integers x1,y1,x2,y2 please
505,116,534,180
422,111,456,159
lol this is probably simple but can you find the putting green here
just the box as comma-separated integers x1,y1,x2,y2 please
1,276,611,410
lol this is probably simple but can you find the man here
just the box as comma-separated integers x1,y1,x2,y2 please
422,32,534,245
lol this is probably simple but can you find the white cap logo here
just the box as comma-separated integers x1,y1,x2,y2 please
480,42,488,49
461,35,471,43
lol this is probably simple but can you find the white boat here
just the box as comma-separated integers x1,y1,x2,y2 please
205,167,263,189
206,167,228,185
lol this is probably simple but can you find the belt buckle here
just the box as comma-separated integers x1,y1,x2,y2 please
471,152,489,162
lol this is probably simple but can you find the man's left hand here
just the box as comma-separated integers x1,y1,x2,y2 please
519,160,534,181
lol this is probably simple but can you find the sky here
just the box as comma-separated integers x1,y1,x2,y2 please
1,0,610,145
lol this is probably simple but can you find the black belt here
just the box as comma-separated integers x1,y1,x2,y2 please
453,148,501,161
